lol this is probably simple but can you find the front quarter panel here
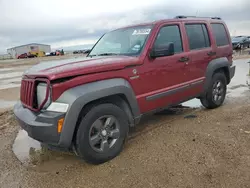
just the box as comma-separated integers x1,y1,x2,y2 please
55,78,140,148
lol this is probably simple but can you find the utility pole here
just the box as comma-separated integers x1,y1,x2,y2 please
196,10,198,16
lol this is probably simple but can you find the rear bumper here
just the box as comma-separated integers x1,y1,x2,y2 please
13,101,65,145
247,75,250,87
229,65,236,80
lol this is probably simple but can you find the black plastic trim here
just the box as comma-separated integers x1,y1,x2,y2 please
146,80,204,101
55,78,140,148
14,101,65,144
229,65,236,79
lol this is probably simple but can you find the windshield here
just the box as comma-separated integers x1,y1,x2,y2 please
232,37,245,42
88,25,153,57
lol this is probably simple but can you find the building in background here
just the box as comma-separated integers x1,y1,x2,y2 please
7,43,51,58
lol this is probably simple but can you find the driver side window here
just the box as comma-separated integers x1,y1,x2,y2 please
154,25,183,53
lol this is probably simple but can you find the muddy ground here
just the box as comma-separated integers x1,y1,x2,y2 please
0,54,250,188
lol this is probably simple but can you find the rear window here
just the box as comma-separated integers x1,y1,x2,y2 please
211,23,229,46
185,23,211,50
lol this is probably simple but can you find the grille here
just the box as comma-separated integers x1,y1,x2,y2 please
20,79,35,108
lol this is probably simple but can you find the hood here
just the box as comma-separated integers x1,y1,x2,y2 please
23,56,141,80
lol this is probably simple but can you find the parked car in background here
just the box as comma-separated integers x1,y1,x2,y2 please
231,36,250,50
17,53,28,59
73,49,91,54
17,53,37,59
73,50,81,54
46,52,56,56
46,50,64,56
83,49,91,54
14,15,235,165
55,49,64,56
27,53,37,58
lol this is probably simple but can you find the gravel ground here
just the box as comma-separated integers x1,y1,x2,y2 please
0,54,86,68
1,98,250,188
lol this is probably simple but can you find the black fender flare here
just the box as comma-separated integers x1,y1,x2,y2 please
203,57,230,94
55,78,140,148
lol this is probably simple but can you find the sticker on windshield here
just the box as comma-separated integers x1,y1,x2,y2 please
132,44,141,51
132,29,151,35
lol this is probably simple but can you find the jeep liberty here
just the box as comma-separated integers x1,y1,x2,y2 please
14,16,236,164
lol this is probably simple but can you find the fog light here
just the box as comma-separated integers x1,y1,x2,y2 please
57,118,64,133
46,102,69,113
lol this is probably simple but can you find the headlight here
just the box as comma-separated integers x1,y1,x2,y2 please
36,82,68,112
37,82,51,108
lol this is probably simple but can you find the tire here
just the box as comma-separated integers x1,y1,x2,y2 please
75,103,129,164
200,72,227,109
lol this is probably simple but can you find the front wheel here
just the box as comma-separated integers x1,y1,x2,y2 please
75,103,129,164
200,72,227,109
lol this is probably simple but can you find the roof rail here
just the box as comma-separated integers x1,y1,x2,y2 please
174,15,221,20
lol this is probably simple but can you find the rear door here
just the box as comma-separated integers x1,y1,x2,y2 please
182,21,216,96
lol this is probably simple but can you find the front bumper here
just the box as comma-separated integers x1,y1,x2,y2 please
13,101,65,145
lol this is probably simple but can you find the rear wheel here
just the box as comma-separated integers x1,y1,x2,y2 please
75,103,129,164
200,72,227,109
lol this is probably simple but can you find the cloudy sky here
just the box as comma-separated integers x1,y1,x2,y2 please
0,0,249,53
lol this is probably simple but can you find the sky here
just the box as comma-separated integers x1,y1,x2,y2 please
0,0,249,53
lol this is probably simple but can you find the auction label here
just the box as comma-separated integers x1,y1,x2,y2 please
132,28,151,35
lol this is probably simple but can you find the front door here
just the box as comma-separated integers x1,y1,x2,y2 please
135,23,191,113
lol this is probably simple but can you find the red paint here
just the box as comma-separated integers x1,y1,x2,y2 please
21,17,232,113
26,56,141,80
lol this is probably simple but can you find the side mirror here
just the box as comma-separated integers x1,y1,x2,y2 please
150,42,175,58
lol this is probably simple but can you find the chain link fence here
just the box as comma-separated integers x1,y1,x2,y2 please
0,54,13,60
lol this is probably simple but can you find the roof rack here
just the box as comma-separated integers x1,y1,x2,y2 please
174,15,221,20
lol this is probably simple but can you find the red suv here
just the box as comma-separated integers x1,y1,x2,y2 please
14,16,235,164
17,53,28,59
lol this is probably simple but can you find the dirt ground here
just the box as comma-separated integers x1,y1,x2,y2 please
1,99,250,188
0,53,86,68
0,53,250,188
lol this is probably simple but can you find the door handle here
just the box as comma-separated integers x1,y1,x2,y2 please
207,51,216,56
179,57,189,62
